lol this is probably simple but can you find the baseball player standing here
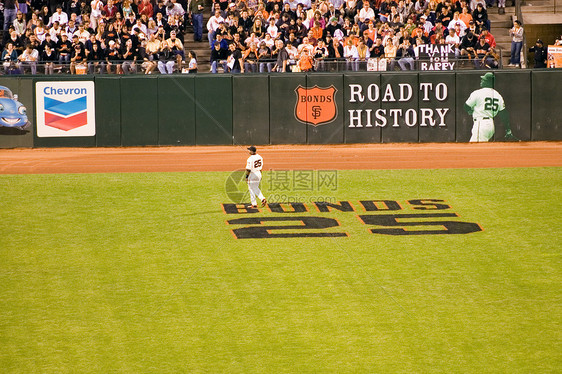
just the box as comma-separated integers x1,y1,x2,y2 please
464,72,516,142
245,146,267,208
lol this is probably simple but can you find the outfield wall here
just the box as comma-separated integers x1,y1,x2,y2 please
0,70,560,148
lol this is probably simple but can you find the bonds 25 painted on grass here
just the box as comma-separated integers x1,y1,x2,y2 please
223,199,482,239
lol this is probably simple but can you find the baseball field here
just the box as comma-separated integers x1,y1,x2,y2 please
0,143,561,373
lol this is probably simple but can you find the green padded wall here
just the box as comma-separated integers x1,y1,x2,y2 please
120,76,158,146
494,71,531,142
455,72,483,142
269,74,307,144
158,76,196,145
531,70,562,140
233,75,269,145
95,77,121,147
195,75,233,145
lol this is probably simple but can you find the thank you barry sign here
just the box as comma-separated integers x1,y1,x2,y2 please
36,81,96,137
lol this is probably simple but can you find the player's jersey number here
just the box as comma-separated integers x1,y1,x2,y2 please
484,97,499,112
253,160,262,168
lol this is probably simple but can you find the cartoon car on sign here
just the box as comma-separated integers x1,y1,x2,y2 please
0,86,30,130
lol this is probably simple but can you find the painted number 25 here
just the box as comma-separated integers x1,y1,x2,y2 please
484,97,499,111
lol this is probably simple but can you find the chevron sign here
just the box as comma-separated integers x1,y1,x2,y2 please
36,81,95,137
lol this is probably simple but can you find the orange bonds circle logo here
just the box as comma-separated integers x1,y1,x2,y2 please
294,85,338,126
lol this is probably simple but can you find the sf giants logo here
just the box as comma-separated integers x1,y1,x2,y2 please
294,85,338,126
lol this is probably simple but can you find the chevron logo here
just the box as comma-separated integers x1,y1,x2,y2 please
44,96,88,131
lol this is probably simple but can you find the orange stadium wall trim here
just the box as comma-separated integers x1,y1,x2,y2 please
0,71,560,149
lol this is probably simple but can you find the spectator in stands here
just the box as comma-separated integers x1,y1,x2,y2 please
13,12,26,36
136,39,152,74
186,50,197,73
479,27,495,48
445,27,461,57
497,0,507,14
41,44,57,74
57,32,72,64
448,11,466,35
529,39,547,68
157,41,175,74
357,38,369,65
70,40,87,74
257,40,273,72
327,36,344,62
485,47,500,68
17,44,39,74
384,37,398,70
474,36,491,69
75,23,90,44
459,6,472,27
370,36,385,58
166,30,184,69
210,41,227,73
121,38,137,74
272,39,289,72
40,32,57,55
344,0,358,20
90,0,104,30
7,29,24,55
189,0,205,42
313,39,328,70
49,21,62,42
33,20,48,42
103,0,119,23
2,43,19,73
227,41,244,73
4,0,19,40
105,39,122,73
154,0,168,18
87,39,105,74
50,5,69,27
243,41,259,72
397,37,415,70
343,38,359,71
460,31,477,60
508,20,523,67
358,3,376,29
207,10,225,47
298,47,314,72
472,3,489,33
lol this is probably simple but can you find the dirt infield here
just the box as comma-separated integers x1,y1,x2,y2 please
0,142,561,174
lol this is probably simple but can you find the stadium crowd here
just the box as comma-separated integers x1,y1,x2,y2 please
1,0,193,74
0,0,556,74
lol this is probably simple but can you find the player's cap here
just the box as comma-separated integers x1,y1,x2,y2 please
480,72,494,82
247,146,257,152
537,39,543,44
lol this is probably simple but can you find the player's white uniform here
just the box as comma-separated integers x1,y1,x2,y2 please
465,87,505,142
246,153,265,206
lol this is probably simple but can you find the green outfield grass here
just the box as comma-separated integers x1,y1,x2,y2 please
1,168,561,373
